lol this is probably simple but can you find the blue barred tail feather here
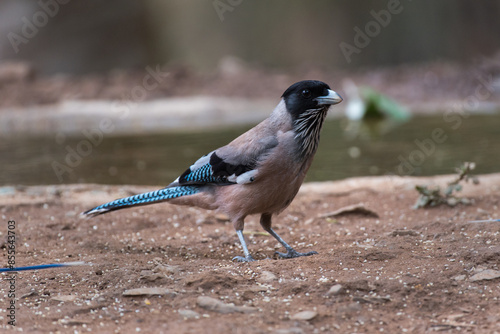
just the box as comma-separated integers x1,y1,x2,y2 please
82,186,200,217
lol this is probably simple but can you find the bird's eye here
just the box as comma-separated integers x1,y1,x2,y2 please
301,89,311,98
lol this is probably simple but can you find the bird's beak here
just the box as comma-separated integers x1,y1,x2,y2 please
315,89,343,106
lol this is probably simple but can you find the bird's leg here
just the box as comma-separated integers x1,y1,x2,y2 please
232,217,255,262
232,230,256,262
260,213,318,259
268,228,318,259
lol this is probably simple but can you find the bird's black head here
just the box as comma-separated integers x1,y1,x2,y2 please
282,80,343,157
281,80,342,119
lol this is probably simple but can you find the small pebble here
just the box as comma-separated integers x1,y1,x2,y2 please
51,295,76,302
178,309,200,320
290,310,318,321
326,284,343,296
123,288,176,297
197,296,257,314
258,270,278,283
469,269,500,282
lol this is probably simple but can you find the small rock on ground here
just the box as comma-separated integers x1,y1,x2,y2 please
469,269,500,282
178,309,200,320
123,287,176,297
258,270,278,283
197,296,258,314
290,310,318,321
51,295,77,302
326,284,343,296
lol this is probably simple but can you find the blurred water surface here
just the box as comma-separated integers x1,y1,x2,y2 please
1,115,499,186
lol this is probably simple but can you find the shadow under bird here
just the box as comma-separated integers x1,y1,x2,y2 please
83,80,343,262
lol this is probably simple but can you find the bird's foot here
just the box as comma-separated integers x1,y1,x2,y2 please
275,249,318,259
232,255,256,262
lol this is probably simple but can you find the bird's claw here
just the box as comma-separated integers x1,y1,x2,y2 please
232,255,256,262
275,249,318,259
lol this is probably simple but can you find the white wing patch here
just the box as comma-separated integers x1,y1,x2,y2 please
190,152,213,171
236,169,258,184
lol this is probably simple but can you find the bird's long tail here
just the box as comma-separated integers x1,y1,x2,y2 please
82,186,199,217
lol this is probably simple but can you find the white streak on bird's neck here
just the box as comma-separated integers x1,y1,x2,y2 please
293,107,328,158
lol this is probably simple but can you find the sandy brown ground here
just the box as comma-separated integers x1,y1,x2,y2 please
1,174,500,333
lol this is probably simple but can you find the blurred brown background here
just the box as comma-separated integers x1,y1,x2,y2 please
1,0,499,186
1,0,499,75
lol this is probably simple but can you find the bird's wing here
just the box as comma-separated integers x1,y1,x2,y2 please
172,134,279,187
